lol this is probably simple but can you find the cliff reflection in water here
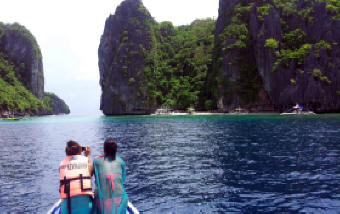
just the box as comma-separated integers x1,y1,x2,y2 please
0,114,340,213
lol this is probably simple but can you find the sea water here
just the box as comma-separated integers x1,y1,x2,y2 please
0,114,339,213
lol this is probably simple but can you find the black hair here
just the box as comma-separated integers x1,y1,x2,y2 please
65,140,82,156
104,138,117,160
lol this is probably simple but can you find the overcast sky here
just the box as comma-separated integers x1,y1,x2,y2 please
0,0,218,115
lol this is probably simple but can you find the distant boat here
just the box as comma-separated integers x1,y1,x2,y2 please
229,106,248,114
2,117,21,121
280,104,315,115
1,109,22,121
151,108,188,116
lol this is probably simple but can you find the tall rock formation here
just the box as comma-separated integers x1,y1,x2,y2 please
99,0,216,114
99,0,154,115
0,23,44,99
0,22,70,116
212,0,340,112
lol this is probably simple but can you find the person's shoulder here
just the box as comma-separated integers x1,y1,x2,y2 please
93,155,105,162
59,159,64,166
77,155,89,161
59,156,69,166
116,156,125,163
95,155,105,160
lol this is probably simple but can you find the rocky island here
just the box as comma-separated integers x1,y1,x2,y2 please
0,22,70,117
99,0,339,115
213,0,340,113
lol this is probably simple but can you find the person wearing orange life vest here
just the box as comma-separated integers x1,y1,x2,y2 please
59,140,94,214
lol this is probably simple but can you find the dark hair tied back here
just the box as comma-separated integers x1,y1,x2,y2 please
66,140,81,155
104,138,117,160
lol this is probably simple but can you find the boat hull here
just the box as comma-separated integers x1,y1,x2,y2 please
47,200,139,214
280,112,316,115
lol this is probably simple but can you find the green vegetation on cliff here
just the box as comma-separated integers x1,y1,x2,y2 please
0,53,70,115
0,54,42,112
143,18,216,110
43,92,70,114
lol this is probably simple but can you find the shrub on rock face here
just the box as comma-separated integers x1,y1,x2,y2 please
204,100,214,111
312,69,322,78
290,78,296,85
265,38,279,49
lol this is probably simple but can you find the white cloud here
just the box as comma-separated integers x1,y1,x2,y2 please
0,0,218,115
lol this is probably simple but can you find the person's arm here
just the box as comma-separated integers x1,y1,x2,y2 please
85,147,94,176
121,158,126,182
58,166,61,193
92,160,98,197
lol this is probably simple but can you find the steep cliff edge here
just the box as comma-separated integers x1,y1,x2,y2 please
0,22,70,116
213,0,340,112
99,0,216,115
99,0,154,115
0,22,44,99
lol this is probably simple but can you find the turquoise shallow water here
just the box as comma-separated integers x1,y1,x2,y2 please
0,114,340,213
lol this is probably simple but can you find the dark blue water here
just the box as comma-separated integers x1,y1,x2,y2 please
0,114,340,213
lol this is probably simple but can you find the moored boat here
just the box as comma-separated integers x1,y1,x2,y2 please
47,200,139,214
229,106,248,115
151,108,189,116
280,104,316,115
1,117,22,121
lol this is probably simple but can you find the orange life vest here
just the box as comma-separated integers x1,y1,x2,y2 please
59,155,93,199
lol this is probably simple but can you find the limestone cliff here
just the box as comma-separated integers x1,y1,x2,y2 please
99,0,217,114
0,22,70,116
99,0,340,114
99,0,154,115
42,92,70,115
0,22,44,99
213,0,340,113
